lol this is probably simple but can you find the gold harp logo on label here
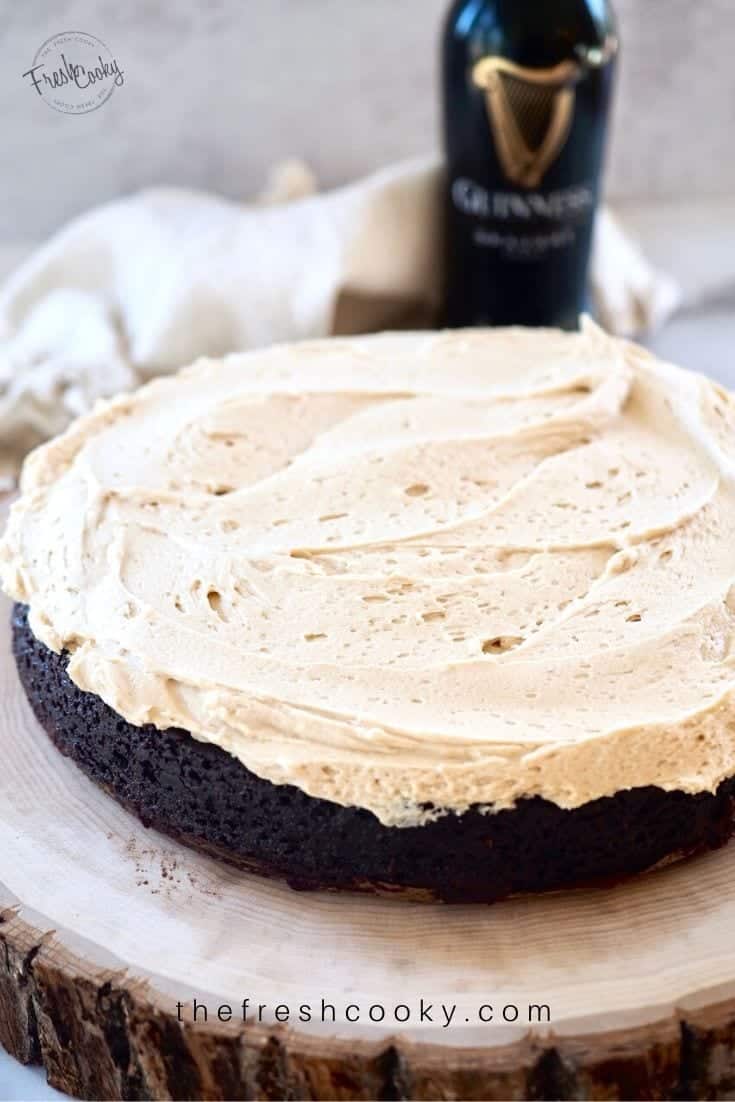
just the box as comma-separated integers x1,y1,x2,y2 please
472,57,581,190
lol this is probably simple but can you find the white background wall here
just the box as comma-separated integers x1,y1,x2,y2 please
2,0,735,239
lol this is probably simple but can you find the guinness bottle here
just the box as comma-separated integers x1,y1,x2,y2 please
442,0,617,329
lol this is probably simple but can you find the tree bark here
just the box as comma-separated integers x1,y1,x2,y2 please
4,906,735,1100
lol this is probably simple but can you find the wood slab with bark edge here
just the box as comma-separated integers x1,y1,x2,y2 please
3,495,735,1100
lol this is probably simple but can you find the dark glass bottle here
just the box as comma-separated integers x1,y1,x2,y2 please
442,0,617,329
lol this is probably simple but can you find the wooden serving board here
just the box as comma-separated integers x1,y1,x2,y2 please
3,501,735,1099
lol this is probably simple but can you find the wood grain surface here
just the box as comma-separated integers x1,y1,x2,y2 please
3,497,735,1099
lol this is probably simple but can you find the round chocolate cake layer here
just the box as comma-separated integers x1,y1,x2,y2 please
13,603,735,903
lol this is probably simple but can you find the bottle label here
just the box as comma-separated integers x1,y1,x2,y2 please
451,176,594,259
471,57,582,189
451,178,594,220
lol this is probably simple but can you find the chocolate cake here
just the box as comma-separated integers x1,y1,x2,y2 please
12,603,735,902
4,321,735,902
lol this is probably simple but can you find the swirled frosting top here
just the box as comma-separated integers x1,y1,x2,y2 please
4,321,735,826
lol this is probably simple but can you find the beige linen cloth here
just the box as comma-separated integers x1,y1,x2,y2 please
0,155,679,488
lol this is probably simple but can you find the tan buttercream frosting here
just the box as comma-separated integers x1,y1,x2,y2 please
4,320,735,826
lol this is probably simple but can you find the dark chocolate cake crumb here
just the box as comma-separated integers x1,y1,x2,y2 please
12,603,735,903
